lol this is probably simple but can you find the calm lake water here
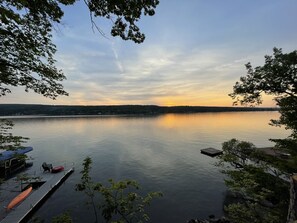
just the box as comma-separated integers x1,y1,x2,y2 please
3,112,288,222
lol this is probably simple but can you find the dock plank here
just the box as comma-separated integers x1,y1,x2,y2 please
1,168,74,223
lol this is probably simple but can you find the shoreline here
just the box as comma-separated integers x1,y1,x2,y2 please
0,104,278,117
0,110,279,120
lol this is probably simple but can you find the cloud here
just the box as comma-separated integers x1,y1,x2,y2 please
0,40,277,107
0,44,254,105
111,42,124,73
51,43,255,106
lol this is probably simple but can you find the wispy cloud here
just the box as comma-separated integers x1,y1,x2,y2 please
110,42,124,73
48,44,254,105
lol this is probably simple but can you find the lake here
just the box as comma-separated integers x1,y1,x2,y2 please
2,112,288,222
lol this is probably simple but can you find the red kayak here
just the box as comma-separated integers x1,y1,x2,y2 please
51,166,64,173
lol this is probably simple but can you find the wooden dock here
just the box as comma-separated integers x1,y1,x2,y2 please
257,146,291,159
1,168,74,223
201,147,223,157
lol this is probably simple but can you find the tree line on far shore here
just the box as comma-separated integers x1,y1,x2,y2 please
0,104,278,116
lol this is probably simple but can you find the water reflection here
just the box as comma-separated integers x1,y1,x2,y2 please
3,112,288,222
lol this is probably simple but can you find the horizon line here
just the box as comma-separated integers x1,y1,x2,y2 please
0,103,279,108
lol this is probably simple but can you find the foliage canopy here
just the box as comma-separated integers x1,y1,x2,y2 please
230,47,297,165
223,48,297,222
217,139,289,223
0,0,159,98
229,47,297,106
76,157,162,223
0,119,28,150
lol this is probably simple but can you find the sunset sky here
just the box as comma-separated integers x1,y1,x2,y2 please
2,0,297,106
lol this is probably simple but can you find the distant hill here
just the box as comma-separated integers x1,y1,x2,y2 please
0,104,279,116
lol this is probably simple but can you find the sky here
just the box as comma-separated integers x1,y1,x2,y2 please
2,0,297,106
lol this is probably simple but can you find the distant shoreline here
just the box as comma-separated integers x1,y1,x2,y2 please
0,104,279,116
